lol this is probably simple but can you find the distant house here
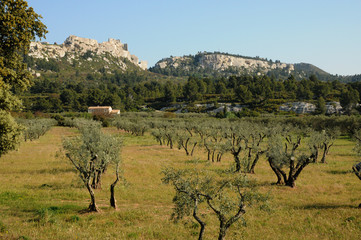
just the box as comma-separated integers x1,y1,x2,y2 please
88,106,120,115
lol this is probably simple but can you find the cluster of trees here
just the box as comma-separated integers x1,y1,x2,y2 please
112,114,347,189
109,113,361,238
25,56,60,72
113,117,149,136
17,118,56,141
181,75,361,111
22,74,361,115
147,118,337,186
59,114,272,238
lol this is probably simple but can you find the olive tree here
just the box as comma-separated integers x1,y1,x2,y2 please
267,126,317,187
223,121,267,173
174,121,201,156
162,167,267,240
308,129,339,164
224,124,244,172
203,127,228,162
63,122,123,212
318,129,339,163
72,119,107,189
17,118,56,141
352,129,361,208
151,121,177,149
237,122,267,174
194,121,226,162
104,135,123,209
176,130,199,156
162,167,208,240
205,175,266,240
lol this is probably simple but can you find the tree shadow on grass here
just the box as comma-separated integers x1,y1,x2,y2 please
295,204,358,210
254,180,281,187
24,182,81,190
326,169,353,175
26,204,84,223
31,167,76,175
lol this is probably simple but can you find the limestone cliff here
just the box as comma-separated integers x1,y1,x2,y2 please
150,52,294,77
29,35,147,70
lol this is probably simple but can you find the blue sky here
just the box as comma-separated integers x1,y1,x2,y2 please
27,0,361,75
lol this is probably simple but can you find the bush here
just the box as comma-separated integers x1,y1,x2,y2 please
92,114,110,127
52,114,66,126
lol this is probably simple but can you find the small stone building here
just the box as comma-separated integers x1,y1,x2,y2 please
88,106,120,115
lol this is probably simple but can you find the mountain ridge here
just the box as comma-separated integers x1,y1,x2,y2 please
27,36,361,83
149,51,337,81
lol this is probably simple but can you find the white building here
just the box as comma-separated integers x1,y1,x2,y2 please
88,106,120,115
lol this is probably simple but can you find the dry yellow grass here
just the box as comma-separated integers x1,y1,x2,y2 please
0,127,360,239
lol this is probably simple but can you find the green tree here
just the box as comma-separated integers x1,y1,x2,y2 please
315,97,326,115
63,120,123,211
309,129,339,163
184,78,200,102
87,88,105,106
162,167,208,240
0,0,47,157
60,89,77,107
235,85,253,104
0,111,23,158
267,126,317,187
162,167,267,240
215,81,227,94
164,81,176,103
340,88,360,115
352,129,361,208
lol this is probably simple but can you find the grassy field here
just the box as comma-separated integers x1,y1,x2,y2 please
0,126,361,239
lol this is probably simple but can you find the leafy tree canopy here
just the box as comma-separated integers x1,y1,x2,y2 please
0,0,47,157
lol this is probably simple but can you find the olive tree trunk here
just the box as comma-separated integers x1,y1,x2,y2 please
110,163,120,209
86,180,99,212
320,143,333,163
193,199,206,240
268,157,285,185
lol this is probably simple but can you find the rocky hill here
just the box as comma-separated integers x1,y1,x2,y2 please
24,35,178,86
153,52,292,73
28,35,147,71
27,37,360,83
150,52,338,81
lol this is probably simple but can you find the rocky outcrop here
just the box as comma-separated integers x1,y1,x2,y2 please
29,35,147,70
198,53,294,72
279,101,343,114
152,52,294,76
279,102,316,114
